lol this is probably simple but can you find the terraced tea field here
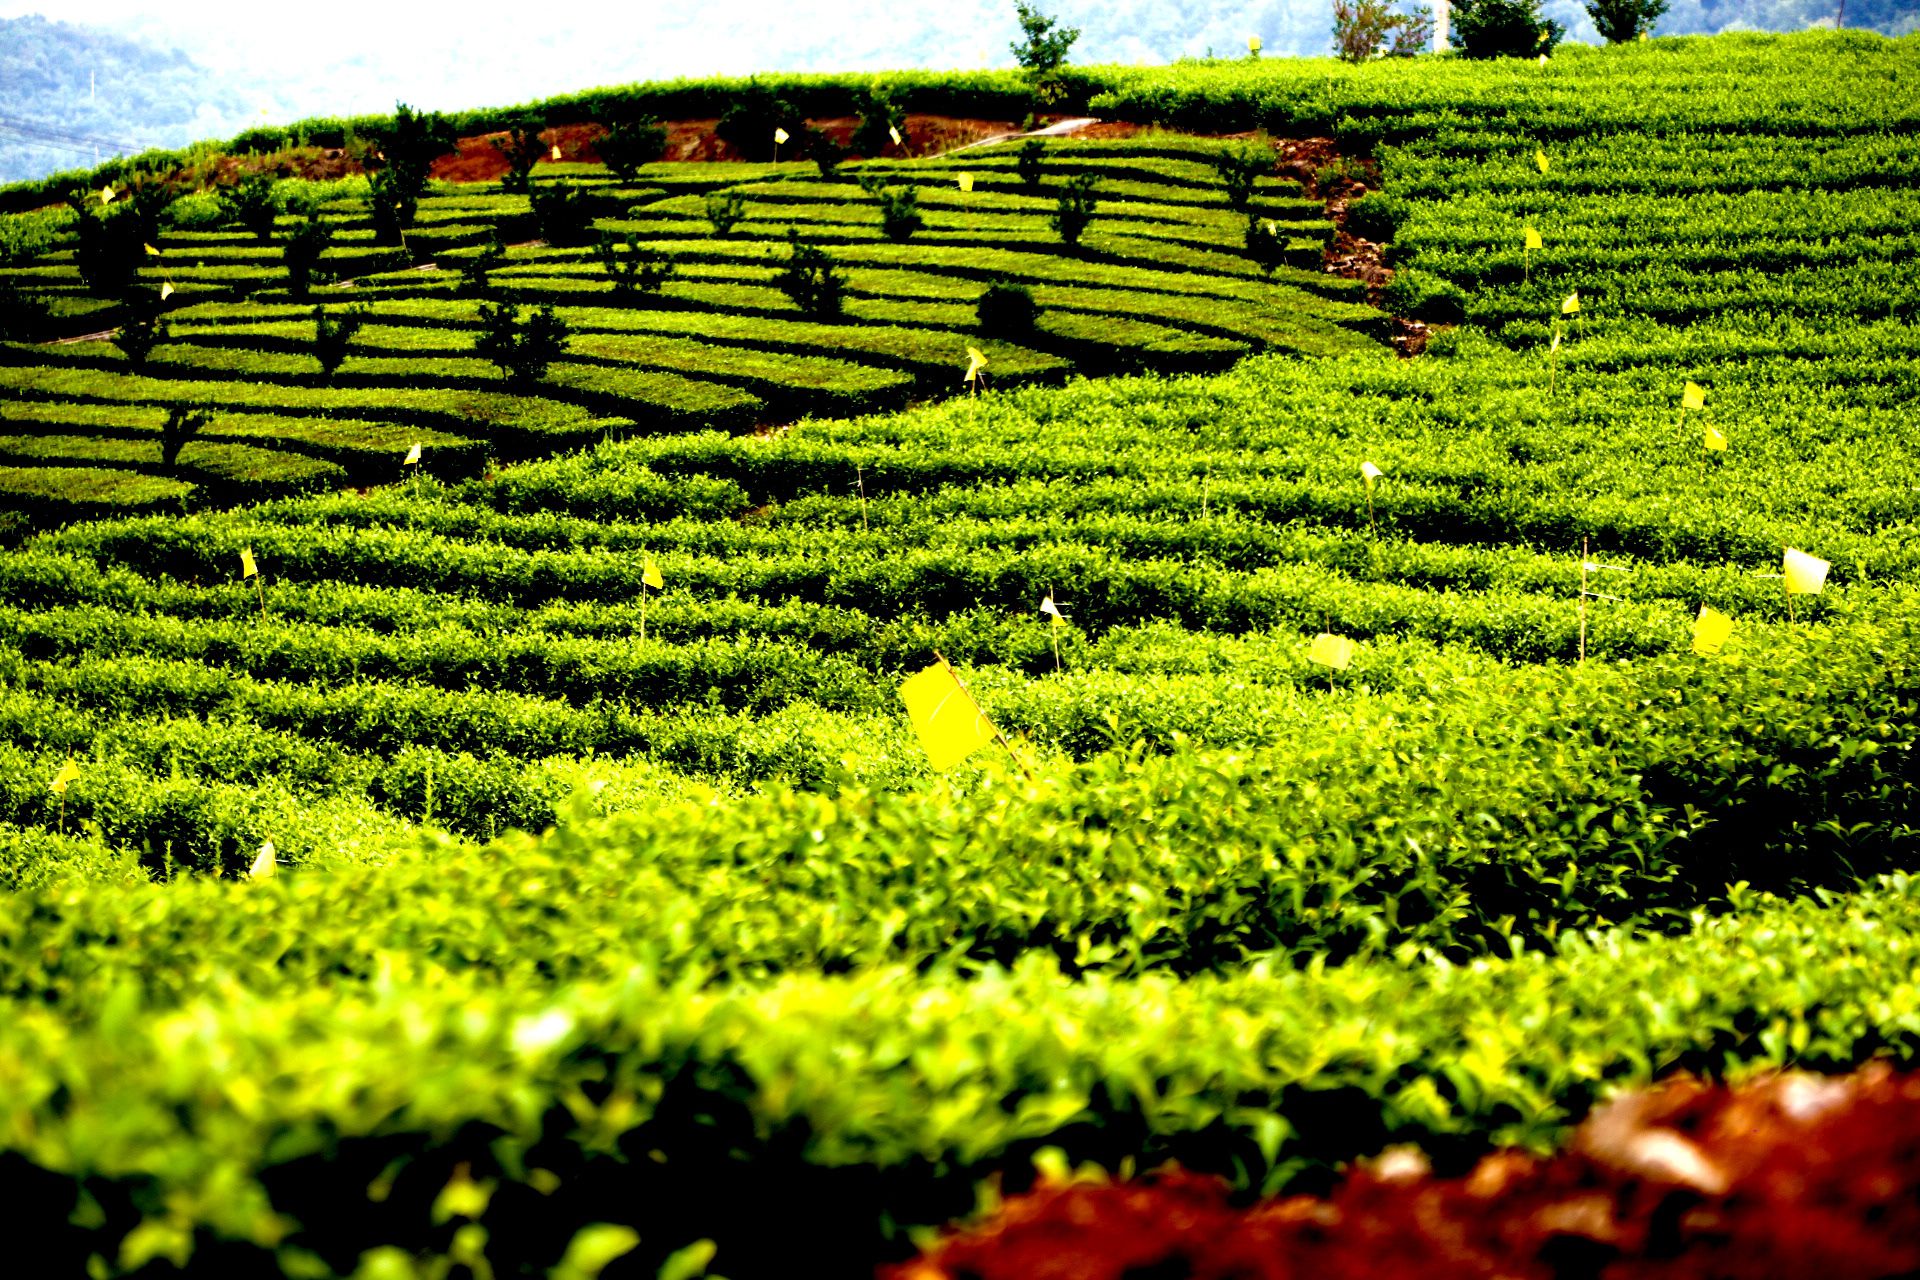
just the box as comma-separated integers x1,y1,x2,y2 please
0,27,1918,1280
0,134,1379,522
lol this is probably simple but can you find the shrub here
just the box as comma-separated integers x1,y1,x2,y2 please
597,233,675,296
1383,268,1468,323
875,184,924,242
363,102,455,232
1332,0,1435,62
1016,139,1047,190
312,304,370,380
705,190,747,237
1585,0,1668,41
1050,172,1099,247
220,176,280,242
1344,193,1404,242
157,406,209,468
851,87,906,157
459,230,506,296
282,213,333,299
476,301,571,384
1011,1,1081,105
530,182,595,247
493,118,545,194
977,282,1038,335
773,231,844,318
1450,0,1564,57
1243,216,1286,274
110,288,168,367
1215,141,1271,209
810,127,849,177
63,198,144,298
596,117,668,181
367,168,414,246
716,81,806,163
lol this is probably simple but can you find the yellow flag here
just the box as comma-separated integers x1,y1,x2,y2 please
964,345,987,384
1360,460,1383,490
1691,605,1734,656
550,143,562,162
1249,35,1262,54
144,242,160,256
1704,425,1728,453
50,758,81,796
643,555,664,591
404,442,422,465
1681,381,1706,411
1535,148,1550,175
889,125,903,146
1523,226,1543,251
1782,547,1829,596
1307,633,1355,670
1537,53,1549,67
1040,595,1065,625
958,172,974,193
899,661,998,772
99,185,114,205
774,127,790,145
249,840,277,880
241,547,258,579
1561,291,1581,316
160,282,175,301
1550,328,1562,353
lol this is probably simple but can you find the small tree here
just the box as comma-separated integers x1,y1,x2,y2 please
459,230,507,296
977,282,1038,335
597,117,668,181
1016,139,1047,190
222,176,280,242
1216,141,1272,208
476,301,570,384
773,231,844,318
64,193,145,297
1010,2,1081,105
313,304,370,379
705,190,748,237
874,184,924,242
364,102,456,234
1450,0,1563,57
715,81,807,162
530,182,595,246
1244,215,1286,275
810,128,849,178
111,287,169,366
1585,0,1667,42
1051,172,1099,247
1333,0,1436,61
158,406,209,468
597,233,675,297
851,86,906,157
367,168,415,246
283,213,333,299
494,118,545,194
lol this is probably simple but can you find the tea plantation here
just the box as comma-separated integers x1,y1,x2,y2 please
1,28,1918,1280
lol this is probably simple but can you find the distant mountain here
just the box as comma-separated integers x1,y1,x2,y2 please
0,14,257,184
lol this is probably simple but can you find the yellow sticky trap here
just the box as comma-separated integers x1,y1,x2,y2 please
899,661,998,772
249,841,277,880
99,185,114,205
1782,547,1829,596
550,143,562,162
964,345,987,384
1550,328,1562,352
958,172,974,193
1681,381,1706,411
143,243,160,256
1561,292,1580,316
1360,460,1383,489
50,758,80,796
1523,226,1543,251
1537,54,1549,67
1249,36,1262,54
160,282,175,301
404,443,422,465
1691,605,1734,656
1307,633,1356,670
642,556,664,591
773,127,790,145
1040,595,1065,625
1535,148,1550,175
241,547,258,579
1704,425,1728,453
889,125,903,146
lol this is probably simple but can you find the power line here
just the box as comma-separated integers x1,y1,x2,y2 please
0,116,146,156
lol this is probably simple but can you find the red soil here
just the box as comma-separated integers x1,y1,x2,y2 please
890,1064,1920,1280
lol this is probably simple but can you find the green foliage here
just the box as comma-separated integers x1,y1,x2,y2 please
1332,0,1435,62
596,117,668,181
773,231,844,317
809,126,849,177
1050,172,1100,247
1382,267,1467,323
851,86,906,157
1010,1,1082,102
1344,192,1404,242
1215,140,1271,209
1243,214,1286,274
715,81,807,163
63,198,145,298
312,304,370,379
596,232,675,296
363,101,454,233
530,181,596,247
475,301,570,383
977,281,1039,335
109,288,169,368
280,212,332,300
1586,0,1670,41
494,117,546,194
157,406,209,469
872,182,925,242
1016,138,1048,189
704,188,748,236
220,175,280,242
458,229,506,296
1449,0,1564,57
